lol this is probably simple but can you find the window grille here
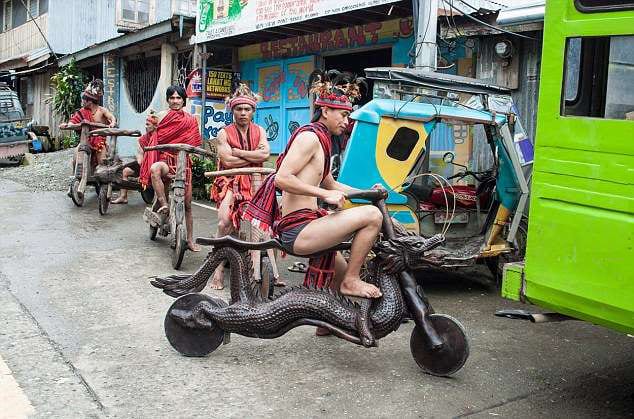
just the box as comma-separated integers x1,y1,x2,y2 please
125,55,160,113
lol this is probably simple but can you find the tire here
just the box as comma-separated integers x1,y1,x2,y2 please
259,255,274,299
141,186,155,205
410,314,469,377
164,293,227,357
172,224,187,270
94,182,101,198
98,185,110,215
149,225,158,241
486,216,529,284
70,179,84,207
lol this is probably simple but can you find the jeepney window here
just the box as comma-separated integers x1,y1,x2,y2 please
561,35,634,121
386,127,419,161
574,0,634,13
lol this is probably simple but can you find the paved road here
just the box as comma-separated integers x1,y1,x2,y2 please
0,179,632,418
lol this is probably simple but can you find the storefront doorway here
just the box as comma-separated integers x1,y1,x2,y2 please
323,47,392,105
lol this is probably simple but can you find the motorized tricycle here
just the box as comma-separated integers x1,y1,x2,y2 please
152,188,470,377
0,82,31,165
143,143,215,270
91,127,154,215
336,68,532,282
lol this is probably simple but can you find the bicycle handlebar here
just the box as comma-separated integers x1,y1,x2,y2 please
60,121,110,131
90,128,142,137
143,144,215,158
204,167,275,178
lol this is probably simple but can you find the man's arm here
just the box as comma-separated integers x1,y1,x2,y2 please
232,126,270,163
275,132,345,207
216,129,251,168
100,106,117,127
321,174,361,195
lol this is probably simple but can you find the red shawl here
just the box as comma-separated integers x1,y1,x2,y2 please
139,110,202,188
70,108,106,153
210,123,263,228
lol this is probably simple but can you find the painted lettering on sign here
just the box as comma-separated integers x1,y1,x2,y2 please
103,53,119,120
254,19,413,60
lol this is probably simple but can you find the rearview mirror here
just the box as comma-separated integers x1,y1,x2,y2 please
442,152,455,164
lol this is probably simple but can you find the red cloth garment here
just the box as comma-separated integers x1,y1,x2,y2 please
210,123,262,229
70,108,106,154
138,109,202,189
274,208,335,288
239,122,336,288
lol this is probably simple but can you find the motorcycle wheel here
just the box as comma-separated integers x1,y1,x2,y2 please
141,186,155,205
172,224,187,270
410,314,469,377
70,179,84,207
98,185,109,215
164,293,227,357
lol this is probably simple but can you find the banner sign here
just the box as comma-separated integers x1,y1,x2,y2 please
186,69,240,99
196,0,400,43
190,98,233,140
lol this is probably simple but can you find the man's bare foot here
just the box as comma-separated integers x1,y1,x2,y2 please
315,326,331,336
273,276,286,287
210,272,224,290
187,241,200,252
111,196,128,204
157,205,169,216
340,277,382,298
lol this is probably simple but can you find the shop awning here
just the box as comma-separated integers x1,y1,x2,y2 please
200,0,414,47
0,47,52,71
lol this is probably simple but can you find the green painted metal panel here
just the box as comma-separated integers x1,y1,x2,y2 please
519,1,634,333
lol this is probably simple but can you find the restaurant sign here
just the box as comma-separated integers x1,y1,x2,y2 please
196,0,400,43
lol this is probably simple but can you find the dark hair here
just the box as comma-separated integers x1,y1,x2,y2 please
166,85,187,105
81,93,99,105
311,107,322,123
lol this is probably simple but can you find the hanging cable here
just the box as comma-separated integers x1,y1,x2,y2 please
18,0,58,61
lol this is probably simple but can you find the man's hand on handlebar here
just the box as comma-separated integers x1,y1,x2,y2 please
323,190,346,210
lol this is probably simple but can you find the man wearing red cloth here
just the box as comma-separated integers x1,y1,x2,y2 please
61,79,116,170
138,85,202,252
209,84,270,290
242,76,383,300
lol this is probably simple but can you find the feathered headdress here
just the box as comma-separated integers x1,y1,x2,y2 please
308,70,368,111
227,82,261,110
82,79,104,101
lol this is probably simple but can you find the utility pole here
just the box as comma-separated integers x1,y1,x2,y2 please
415,0,438,71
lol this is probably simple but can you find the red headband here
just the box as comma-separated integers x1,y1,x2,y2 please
314,93,352,111
229,96,257,110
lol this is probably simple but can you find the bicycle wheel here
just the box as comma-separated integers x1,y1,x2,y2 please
98,185,110,215
172,224,187,270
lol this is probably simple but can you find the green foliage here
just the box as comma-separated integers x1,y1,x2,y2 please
61,133,79,149
191,154,217,200
48,60,86,121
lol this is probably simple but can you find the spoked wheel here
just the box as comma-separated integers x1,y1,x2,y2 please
141,186,155,205
164,293,227,357
410,314,469,377
98,185,110,215
70,179,84,207
172,224,187,270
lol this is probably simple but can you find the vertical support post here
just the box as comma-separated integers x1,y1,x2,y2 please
414,0,438,71
200,44,208,139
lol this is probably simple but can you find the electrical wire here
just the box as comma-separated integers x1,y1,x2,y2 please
17,0,58,61
447,0,538,41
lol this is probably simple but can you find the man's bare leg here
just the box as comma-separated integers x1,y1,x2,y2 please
184,184,200,252
210,191,234,290
112,167,134,204
316,252,348,336
150,161,170,215
292,205,383,298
